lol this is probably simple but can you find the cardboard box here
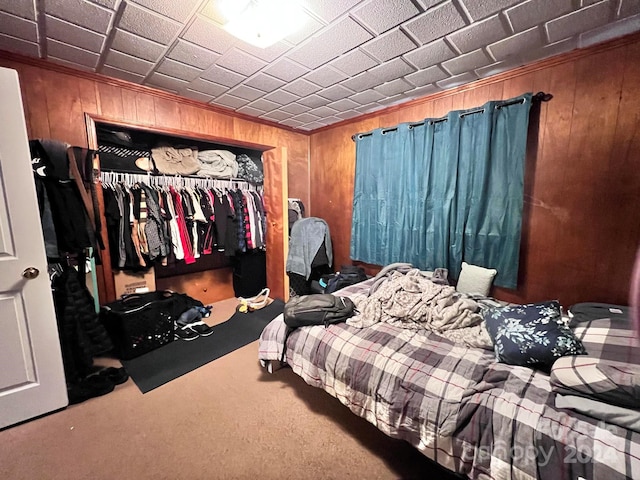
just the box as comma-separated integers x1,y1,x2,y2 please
113,268,156,298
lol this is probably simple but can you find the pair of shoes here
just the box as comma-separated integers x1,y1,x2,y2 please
175,323,199,341
174,321,214,340
88,366,129,385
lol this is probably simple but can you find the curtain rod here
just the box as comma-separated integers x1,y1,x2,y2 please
352,91,552,141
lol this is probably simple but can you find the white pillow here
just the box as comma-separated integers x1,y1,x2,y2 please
455,262,497,296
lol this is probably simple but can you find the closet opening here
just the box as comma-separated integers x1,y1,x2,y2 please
84,113,283,306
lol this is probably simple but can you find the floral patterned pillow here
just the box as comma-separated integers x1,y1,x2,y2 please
484,300,587,371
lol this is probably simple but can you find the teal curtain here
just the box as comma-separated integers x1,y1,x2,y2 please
350,93,532,288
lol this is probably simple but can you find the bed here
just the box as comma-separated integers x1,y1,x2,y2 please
258,277,640,480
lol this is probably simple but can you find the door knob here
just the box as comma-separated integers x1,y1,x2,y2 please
22,267,40,279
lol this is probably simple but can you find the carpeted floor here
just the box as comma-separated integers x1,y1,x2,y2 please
0,297,464,480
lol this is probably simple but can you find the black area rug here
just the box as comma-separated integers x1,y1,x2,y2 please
122,299,285,393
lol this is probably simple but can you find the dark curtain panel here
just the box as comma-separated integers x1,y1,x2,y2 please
350,93,532,288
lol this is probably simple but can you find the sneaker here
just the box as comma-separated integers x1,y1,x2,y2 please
175,324,199,341
185,321,214,337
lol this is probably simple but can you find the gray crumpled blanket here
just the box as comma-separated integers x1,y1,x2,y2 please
347,267,493,349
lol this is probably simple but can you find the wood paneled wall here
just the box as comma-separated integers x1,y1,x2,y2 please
0,54,309,304
309,35,640,308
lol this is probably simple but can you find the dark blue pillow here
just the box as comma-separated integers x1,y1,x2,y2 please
484,300,586,371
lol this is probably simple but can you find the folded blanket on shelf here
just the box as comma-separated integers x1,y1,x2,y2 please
197,150,238,178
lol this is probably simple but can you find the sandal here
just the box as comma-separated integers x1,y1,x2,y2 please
237,288,271,313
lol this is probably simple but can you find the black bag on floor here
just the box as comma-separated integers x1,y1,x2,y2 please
100,291,202,359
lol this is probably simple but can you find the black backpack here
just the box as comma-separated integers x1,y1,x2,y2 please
281,294,356,362
323,265,368,294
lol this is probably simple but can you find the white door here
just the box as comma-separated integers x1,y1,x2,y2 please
0,67,68,429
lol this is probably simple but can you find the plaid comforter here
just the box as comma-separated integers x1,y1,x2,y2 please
258,280,640,479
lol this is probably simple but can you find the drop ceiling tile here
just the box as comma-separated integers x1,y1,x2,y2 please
441,49,493,75
216,48,267,77
308,105,338,117
236,41,292,63
49,56,95,72
101,65,145,83
369,57,416,83
521,36,579,62
436,71,478,89
46,15,105,53
579,14,640,48
263,89,298,105
361,28,417,62
0,0,35,20
228,84,264,101
303,66,347,88
262,110,292,121
447,15,509,53
104,49,153,76
349,89,387,105
299,121,324,130
0,11,37,42
318,84,356,101
188,78,228,97
475,60,512,78
403,38,456,69
374,78,413,96
287,16,373,69
243,73,286,93
297,94,328,108
377,92,408,106
156,58,202,81
120,2,182,45
341,71,382,91
285,14,324,45
168,40,220,69
403,1,466,45
213,93,249,109
111,29,165,62
406,83,441,99
47,39,99,68
248,98,280,112
0,33,38,57
236,105,266,116
280,103,309,115
292,112,321,124
182,89,213,103
506,0,575,33
263,58,309,82
279,118,306,128
45,0,113,34
90,0,120,9
405,65,449,86
488,27,542,61
201,65,244,87
129,0,200,22
327,98,360,111
330,48,379,76
302,0,362,23
335,110,361,120
620,0,640,17
146,72,189,92
182,16,237,54
352,0,421,34
546,1,613,43
461,0,522,21
355,102,384,113
282,78,322,96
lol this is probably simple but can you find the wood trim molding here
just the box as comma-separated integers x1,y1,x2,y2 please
0,49,304,135
311,30,640,135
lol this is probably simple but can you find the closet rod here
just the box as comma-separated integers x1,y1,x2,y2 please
99,170,259,191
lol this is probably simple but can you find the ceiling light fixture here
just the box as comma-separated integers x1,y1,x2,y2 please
217,0,307,49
